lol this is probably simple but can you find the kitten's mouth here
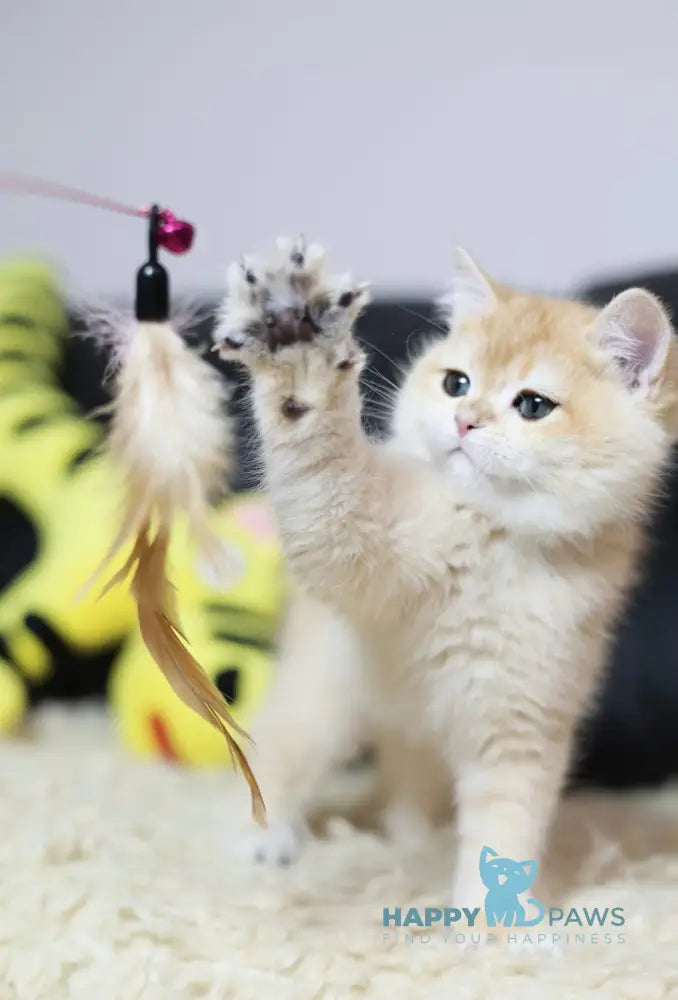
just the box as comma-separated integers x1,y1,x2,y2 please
497,874,508,886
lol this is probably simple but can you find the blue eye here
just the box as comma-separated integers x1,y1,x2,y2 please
443,370,470,397
513,391,557,420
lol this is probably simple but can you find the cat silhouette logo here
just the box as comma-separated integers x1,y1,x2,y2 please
479,846,546,927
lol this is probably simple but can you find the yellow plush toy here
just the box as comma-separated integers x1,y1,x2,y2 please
0,258,283,763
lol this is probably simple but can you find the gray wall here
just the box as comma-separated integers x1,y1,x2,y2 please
1,0,677,297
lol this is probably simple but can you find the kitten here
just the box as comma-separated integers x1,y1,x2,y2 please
215,237,678,905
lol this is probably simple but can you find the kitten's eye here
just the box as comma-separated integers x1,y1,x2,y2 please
513,391,558,421
443,370,471,397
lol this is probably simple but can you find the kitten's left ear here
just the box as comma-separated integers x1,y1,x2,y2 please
439,248,497,329
595,288,673,392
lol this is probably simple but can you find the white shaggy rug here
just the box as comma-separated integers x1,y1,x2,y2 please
2,707,678,999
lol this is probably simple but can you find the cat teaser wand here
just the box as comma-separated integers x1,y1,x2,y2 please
0,174,265,823
102,206,265,824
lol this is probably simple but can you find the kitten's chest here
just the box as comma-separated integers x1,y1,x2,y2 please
438,541,610,721
376,540,600,716
444,537,598,640
434,546,545,666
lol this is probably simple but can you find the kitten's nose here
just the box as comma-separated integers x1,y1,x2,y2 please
455,410,482,437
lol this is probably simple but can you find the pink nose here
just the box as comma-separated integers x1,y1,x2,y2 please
455,410,481,437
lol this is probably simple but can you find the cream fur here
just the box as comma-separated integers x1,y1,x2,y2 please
215,240,678,906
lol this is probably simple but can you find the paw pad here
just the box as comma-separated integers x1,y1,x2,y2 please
281,397,310,420
215,237,370,361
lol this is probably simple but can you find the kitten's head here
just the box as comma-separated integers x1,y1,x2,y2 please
479,846,537,893
393,250,678,536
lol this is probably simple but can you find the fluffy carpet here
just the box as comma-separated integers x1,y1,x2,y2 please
2,706,678,999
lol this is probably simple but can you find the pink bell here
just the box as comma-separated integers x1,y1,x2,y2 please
156,211,195,254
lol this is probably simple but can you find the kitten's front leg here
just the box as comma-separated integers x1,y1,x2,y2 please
215,238,457,618
450,731,572,916
245,588,370,865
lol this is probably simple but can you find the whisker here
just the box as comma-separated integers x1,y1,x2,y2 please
363,364,401,394
363,402,396,418
363,383,397,404
397,305,448,336
360,338,408,380
363,398,397,417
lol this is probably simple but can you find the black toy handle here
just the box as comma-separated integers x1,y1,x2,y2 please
135,205,170,322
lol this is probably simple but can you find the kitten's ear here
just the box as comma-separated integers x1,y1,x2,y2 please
439,248,497,328
519,859,538,883
595,288,673,391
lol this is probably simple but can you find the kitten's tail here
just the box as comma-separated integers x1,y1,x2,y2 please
523,898,546,927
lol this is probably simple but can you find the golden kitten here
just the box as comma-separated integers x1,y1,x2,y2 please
216,238,678,906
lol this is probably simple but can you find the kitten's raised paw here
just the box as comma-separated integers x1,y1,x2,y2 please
243,820,306,867
214,236,369,365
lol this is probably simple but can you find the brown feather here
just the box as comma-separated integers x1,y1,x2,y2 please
117,523,266,825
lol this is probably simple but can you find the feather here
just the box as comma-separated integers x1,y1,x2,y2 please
90,312,265,824
108,318,232,541
111,523,265,825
